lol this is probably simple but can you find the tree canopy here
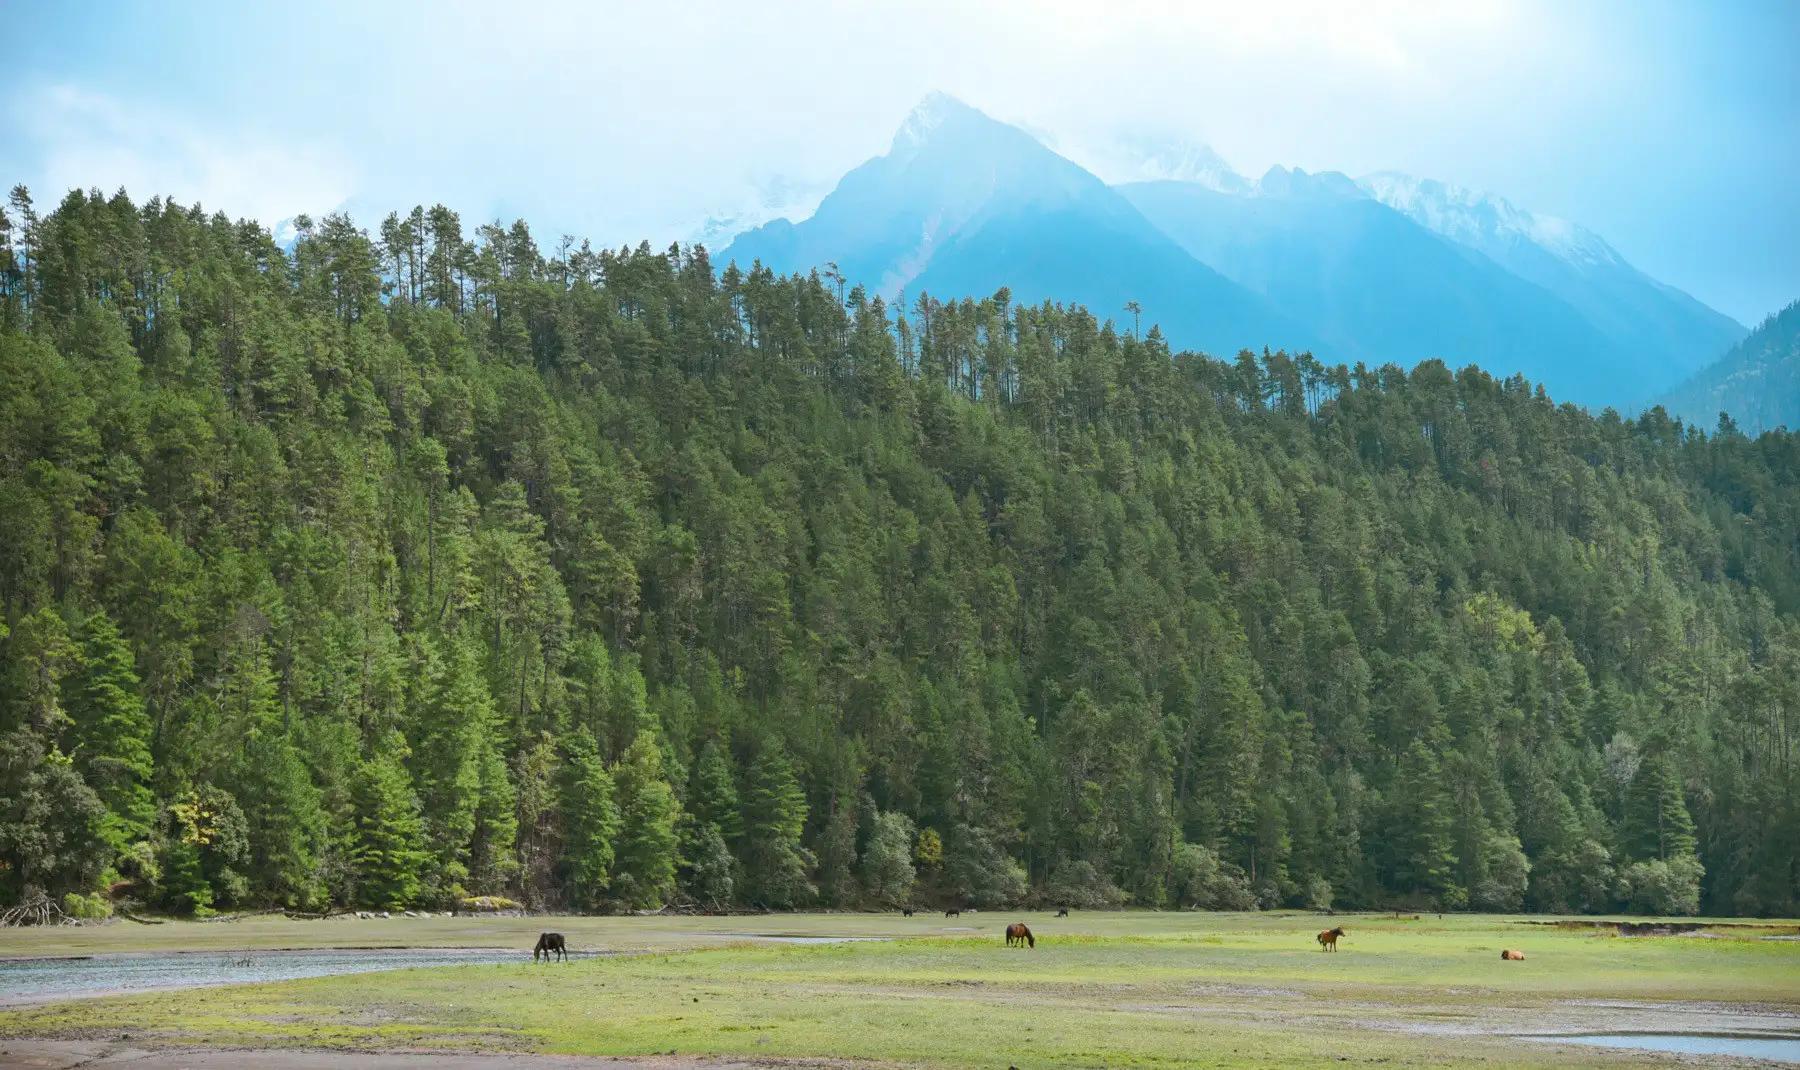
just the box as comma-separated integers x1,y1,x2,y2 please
0,186,1795,917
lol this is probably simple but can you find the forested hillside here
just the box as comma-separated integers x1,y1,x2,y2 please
1661,301,1800,436
1,187,1796,921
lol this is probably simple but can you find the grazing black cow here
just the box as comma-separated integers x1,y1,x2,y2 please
945,908,961,918
902,907,914,917
533,932,567,962
1055,907,1069,918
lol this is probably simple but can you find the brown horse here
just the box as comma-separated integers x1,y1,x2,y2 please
1005,923,1035,948
1317,926,1346,951
533,932,566,962
1500,948,1525,961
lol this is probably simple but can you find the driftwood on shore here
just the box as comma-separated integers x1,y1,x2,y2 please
0,893,64,927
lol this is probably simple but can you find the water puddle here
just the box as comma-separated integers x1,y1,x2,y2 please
1529,1033,1800,1063
0,948,573,1005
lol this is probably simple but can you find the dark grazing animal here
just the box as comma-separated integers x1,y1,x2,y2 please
1500,948,1525,961
1317,926,1346,951
945,908,961,918
902,907,914,917
1055,907,1069,918
533,932,567,962
1005,922,1035,948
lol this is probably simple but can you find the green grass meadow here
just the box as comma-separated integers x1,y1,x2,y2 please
2,912,1796,1067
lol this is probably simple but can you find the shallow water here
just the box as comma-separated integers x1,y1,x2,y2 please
1534,1033,1800,1063
0,948,557,1005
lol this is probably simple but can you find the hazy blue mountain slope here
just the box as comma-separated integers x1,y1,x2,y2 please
722,95,1745,407
1660,300,1800,433
1120,172,1644,404
1362,173,1744,384
724,94,1313,357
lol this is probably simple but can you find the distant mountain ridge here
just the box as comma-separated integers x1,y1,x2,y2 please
1360,173,1745,387
720,94,1745,409
1659,301,1800,434
1119,168,1651,403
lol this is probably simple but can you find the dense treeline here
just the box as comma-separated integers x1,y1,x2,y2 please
1,186,1796,920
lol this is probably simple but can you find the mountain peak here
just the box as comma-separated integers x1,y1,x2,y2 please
892,92,988,154
1109,135,1249,193
1254,166,1364,201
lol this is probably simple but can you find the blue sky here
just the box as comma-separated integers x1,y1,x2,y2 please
6,0,1795,324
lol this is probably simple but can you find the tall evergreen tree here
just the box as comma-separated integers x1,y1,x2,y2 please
348,735,428,909
558,728,619,909
740,740,814,907
611,733,680,908
1623,754,1698,862
65,612,154,853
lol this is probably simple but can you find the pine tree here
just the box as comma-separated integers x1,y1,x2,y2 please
687,740,742,844
408,634,486,897
1623,754,1698,862
611,732,679,908
469,721,518,894
348,735,428,909
558,728,619,909
222,641,325,907
1386,741,1460,905
740,740,814,907
65,612,154,853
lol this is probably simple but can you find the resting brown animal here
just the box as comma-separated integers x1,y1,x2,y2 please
1317,926,1346,951
1500,948,1525,961
1005,922,1035,948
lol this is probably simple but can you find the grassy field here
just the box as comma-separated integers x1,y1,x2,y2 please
2,911,1797,1067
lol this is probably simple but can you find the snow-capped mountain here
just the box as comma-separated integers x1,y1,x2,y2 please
723,94,1312,357
1120,167,1644,402
1361,173,1621,267
716,93,1746,409
1092,133,1252,194
1361,173,1744,383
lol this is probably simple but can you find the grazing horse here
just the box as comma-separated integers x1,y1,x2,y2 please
1055,907,1069,918
1005,923,1036,948
945,908,961,918
1500,948,1525,961
1317,926,1346,952
533,932,567,962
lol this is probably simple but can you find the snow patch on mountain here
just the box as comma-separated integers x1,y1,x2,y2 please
892,91,977,155
681,173,831,250
1360,172,1621,268
1073,132,1250,194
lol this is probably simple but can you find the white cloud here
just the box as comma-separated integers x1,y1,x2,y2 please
17,85,355,225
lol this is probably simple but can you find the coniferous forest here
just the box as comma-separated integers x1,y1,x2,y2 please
1,187,1796,921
